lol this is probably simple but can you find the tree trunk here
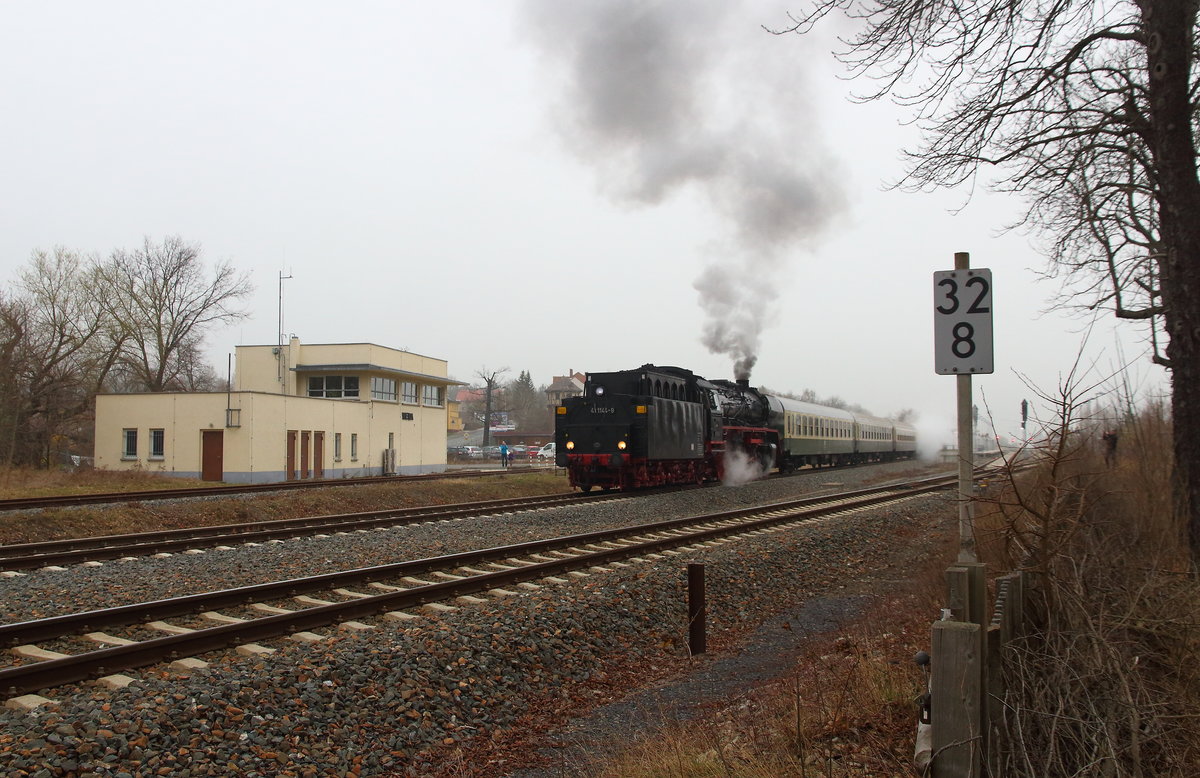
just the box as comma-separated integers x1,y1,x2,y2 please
1142,0,1200,565
483,384,493,448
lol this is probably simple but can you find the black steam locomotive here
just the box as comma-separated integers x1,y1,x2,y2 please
554,364,917,491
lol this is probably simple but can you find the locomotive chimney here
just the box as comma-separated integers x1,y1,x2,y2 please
736,378,750,390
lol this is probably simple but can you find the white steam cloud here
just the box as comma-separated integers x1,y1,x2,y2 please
521,0,844,380
721,448,767,487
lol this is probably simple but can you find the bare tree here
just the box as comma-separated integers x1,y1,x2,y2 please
0,292,29,465
777,0,1200,562
0,249,118,465
475,367,510,447
98,236,252,392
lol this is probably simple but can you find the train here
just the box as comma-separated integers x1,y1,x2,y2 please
554,364,917,491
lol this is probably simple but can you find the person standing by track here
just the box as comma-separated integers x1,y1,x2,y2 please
499,442,509,469
1102,430,1119,467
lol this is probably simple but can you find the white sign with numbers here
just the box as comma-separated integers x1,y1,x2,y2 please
934,268,993,374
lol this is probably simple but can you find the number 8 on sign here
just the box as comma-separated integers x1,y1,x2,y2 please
933,268,993,374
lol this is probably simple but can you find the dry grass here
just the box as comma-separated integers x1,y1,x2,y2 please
974,403,1200,777
0,466,216,499
0,469,571,544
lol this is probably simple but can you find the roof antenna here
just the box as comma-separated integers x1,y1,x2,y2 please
277,269,293,384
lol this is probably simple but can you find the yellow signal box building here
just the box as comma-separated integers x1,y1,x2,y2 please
94,338,462,483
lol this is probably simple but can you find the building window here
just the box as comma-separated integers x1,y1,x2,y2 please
308,375,360,399
149,429,165,459
422,385,442,407
334,433,342,461
350,433,358,461
401,381,418,404
371,377,397,402
122,429,137,459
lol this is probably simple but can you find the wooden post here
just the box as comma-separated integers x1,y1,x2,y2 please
985,621,1004,774
931,620,983,776
687,563,706,656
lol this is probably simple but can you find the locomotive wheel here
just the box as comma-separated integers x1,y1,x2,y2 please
580,483,594,493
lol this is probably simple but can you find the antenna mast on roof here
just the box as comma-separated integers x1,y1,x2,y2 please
277,270,293,385
278,270,294,347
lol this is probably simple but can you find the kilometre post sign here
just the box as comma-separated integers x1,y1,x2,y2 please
933,268,993,374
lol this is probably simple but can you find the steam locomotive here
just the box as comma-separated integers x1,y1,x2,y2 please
554,364,917,491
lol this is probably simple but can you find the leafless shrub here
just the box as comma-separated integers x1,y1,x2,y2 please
977,370,1199,776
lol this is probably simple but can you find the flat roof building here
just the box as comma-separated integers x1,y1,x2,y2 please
95,338,462,483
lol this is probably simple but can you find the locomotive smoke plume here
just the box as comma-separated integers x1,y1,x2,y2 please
521,0,844,381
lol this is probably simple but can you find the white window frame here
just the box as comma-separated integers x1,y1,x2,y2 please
149,428,165,459
122,428,138,460
421,385,442,407
401,382,418,404
371,376,397,402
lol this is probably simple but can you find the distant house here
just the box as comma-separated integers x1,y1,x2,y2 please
545,371,585,409
445,386,465,433
94,338,464,483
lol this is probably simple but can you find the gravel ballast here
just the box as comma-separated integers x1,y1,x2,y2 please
0,464,954,777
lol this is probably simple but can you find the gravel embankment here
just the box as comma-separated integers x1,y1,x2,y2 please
0,464,954,777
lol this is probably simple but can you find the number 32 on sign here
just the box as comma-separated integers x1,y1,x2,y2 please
933,268,993,374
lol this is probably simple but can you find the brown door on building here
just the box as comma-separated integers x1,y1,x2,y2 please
313,432,325,479
300,431,311,479
201,430,224,482
286,430,297,481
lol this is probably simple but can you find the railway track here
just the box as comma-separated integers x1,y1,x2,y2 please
0,489,627,571
0,462,915,571
0,471,956,699
0,465,548,513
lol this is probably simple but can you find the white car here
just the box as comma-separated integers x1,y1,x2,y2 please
537,442,556,460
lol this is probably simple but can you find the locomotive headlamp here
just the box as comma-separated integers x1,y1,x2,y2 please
566,440,575,450
617,440,627,450
635,405,647,414
595,386,605,396
556,406,566,415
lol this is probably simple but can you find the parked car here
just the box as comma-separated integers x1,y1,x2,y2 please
458,445,482,460
483,445,502,460
537,442,556,461
509,445,529,461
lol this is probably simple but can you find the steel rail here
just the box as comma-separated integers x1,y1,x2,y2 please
0,490,622,570
0,473,955,696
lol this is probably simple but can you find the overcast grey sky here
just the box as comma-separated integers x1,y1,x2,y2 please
0,1,1166,448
